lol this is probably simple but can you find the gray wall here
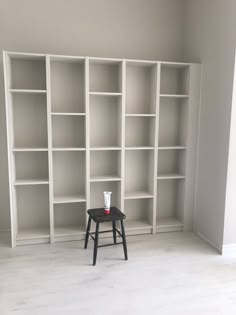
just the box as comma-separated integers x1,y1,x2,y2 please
184,0,236,251
0,0,185,230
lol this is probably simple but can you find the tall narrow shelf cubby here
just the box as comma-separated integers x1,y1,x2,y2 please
3,52,50,246
88,59,123,231
49,56,87,242
124,61,157,234
4,52,201,247
156,63,190,232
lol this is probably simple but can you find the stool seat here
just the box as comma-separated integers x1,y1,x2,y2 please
84,207,128,265
87,207,126,223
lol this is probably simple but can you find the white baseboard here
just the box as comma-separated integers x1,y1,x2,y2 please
222,244,236,255
197,231,222,254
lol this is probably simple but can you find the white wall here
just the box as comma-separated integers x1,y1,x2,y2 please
184,0,236,251
0,0,185,230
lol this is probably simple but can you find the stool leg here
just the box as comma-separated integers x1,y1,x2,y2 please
84,216,91,249
93,222,99,266
112,221,117,244
120,220,128,260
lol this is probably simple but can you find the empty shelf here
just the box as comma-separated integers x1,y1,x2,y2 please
52,147,86,151
89,92,122,96
12,148,48,152
17,228,50,240
90,176,121,182
54,226,85,236
90,147,121,151
51,112,85,116
157,217,183,232
157,173,185,180
53,195,86,204
158,146,187,150
14,179,49,185
125,114,156,117
125,147,155,150
9,89,47,94
125,192,154,199
125,219,152,230
160,94,189,98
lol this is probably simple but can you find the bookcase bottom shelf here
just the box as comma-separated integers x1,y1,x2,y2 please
54,225,85,236
16,228,50,245
156,217,183,233
54,226,86,242
125,219,152,235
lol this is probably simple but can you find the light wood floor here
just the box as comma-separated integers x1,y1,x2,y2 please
1,232,236,314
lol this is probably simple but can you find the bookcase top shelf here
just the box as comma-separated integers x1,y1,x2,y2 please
4,51,194,67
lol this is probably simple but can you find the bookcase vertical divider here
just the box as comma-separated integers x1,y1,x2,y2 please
85,57,90,221
121,60,126,214
46,55,54,243
153,63,161,234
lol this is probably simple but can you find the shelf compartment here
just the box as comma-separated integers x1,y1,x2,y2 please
158,97,188,147
125,150,154,197
90,95,121,148
124,199,153,234
10,56,46,90
14,151,48,182
54,202,86,236
157,149,186,178
90,150,121,180
16,185,50,241
126,62,157,114
90,181,121,209
156,179,184,232
52,115,85,149
160,64,189,95
12,93,48,149
50,59,85,113
89,60,122,93
53,151,86,201
125,116,155,147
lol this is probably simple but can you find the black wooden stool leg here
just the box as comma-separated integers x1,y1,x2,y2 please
93,222,99,266
84,216,91,249
112,221,117,244
120,219,128,260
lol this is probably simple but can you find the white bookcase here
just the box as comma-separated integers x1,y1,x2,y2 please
3,52,201,247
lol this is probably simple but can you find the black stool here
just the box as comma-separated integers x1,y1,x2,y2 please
84,207,128,265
